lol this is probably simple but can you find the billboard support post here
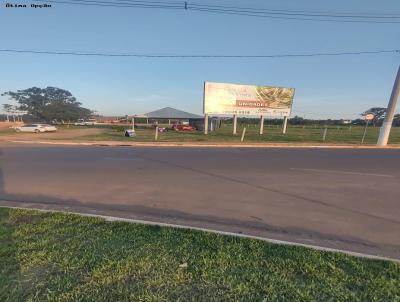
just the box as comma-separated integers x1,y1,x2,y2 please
204,114,209,135
283,116,288,134
377,65,400,146
259,115,264,135
132,117,135,130
233,115,237,135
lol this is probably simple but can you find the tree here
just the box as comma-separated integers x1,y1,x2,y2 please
361,107,387,126
1,87,92,122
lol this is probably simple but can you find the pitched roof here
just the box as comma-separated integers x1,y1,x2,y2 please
144,107,202,119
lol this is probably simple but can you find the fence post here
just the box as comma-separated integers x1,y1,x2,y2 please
155,126,159,141
361,120,369,144
322,127,328,141
241,127,246,142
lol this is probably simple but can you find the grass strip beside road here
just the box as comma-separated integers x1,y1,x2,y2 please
2,124,400,144
1,208,399,301
75,124,400,144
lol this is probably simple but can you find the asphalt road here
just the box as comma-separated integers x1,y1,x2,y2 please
1,145,399,259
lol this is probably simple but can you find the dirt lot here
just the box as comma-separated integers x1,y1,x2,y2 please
0,122,23,128
0,127,104,141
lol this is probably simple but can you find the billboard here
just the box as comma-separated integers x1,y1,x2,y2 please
203,81,295,117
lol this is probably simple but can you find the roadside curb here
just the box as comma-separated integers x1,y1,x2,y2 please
1,204,399,263
7,140,400,149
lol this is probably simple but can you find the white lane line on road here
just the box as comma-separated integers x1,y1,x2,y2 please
103,157,138,161
290,168,394,178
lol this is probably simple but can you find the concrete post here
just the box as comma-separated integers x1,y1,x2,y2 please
241,127,246,142
377,65,400,146
204,114,209,134
322,127,327,141
233,115,237,135
155,127,159,141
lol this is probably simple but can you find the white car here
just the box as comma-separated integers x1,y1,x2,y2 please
15,124,57,133
74,119,86,126
74,119,97,126
84,119,97,126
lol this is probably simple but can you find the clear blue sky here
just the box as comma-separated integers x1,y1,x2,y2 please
0,0,399,119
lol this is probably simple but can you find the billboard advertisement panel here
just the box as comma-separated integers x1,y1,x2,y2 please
204,82,295,117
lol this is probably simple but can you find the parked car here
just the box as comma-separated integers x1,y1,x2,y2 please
85,119,97,126
74,119,97,126
172,123,196,131
74,119,86,126
15,124,57,133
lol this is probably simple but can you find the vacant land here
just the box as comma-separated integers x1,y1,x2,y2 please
0,127,103,141
78,124,400,144
1,208,399,301
1,123,400,144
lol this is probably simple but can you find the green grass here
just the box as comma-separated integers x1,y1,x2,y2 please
2,123,400,144
1,208,399,301
77,124,400,144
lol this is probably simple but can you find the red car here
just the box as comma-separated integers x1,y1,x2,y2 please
173,124,196,131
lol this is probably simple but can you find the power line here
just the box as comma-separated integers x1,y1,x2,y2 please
189,2,400,18
0,49,398,58
187,7,400,24
189,4,400,19
31,0,400,23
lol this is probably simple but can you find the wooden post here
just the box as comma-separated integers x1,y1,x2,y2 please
204,114,209,134
155,127,159,141
233,114,237,135
241,127,246,142
282,116,288,134
259,115,264,135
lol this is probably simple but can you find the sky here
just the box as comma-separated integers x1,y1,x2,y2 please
0,0,399,119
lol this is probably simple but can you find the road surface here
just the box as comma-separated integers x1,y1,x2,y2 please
1,144,399,259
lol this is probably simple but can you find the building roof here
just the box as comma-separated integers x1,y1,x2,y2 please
144,107,202,119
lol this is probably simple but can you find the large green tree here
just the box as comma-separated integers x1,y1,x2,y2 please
362,107,387,126
2,87,92,122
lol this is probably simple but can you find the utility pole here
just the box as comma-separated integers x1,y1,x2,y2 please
377,65,400,146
